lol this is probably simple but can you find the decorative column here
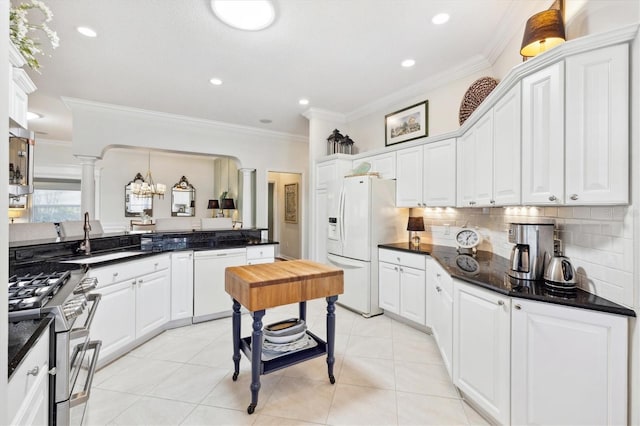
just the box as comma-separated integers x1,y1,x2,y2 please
239,168,256,228
77,156,98,218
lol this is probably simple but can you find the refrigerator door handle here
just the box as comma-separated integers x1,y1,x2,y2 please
338,186,345,245
340,186,346,245
327,254,366,269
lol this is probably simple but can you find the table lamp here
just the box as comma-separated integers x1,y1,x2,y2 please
222,198,235,218
407,216,425,248
207,199,221,217
520,9,566,58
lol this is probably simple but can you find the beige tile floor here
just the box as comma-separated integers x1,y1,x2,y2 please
76,300,490,425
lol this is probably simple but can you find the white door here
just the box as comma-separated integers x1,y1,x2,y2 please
399,266,426,325
511,299,628,425
194,250,246,317
170,251,193,320
473,112,494,206
453,280,511,425
327,254,370,315
423,139,456,207
456,132,475,207
136,269,171,337
522,62,565,204
90,280,136,361
565,44,629,204
493,83,521,206
395,146,423,207
341,177,371,261
378,261,399,314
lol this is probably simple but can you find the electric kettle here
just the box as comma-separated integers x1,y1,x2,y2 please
544,255,577,288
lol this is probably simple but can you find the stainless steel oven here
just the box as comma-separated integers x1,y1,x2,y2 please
8,271,102,425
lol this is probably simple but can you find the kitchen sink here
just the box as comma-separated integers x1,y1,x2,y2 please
59,251,147,264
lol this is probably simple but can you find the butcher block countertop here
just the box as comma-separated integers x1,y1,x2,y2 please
225,260,344,312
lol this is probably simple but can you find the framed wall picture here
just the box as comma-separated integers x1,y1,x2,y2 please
284,183,298,224
385,100,429,146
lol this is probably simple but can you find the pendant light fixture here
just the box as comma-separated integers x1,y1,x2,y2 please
132,152,166,198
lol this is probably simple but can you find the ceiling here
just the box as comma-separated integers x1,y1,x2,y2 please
21,0,548,142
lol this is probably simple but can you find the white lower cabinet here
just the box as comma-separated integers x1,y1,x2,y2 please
246,244,275,264
88,254,170,363
193,248,247,319
511,299,628,426
8,330,49,426
378,249,426,325
453,280,511,425
170,251,194,320
425,257,453,378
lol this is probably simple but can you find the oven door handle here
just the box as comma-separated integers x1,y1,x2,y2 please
69,340,102,408
70,293,101,340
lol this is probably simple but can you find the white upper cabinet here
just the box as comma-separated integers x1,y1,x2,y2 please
423,139,456,207
522,62,566,205
395,146,424,207
492,84,522,205
565,44,629,204
456,112,494,207
356,151,396,179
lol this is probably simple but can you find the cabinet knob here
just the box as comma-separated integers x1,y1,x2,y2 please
436,273,441,278
189,254,192,259
138,279,143,283
394,266,398,271
154,262,159,267
514,304,522,310
113,272,119,278
497,300,504,306
548,195,557,201
26,366,39,376
469,201,476,206
490,200,495,205
132,280,137,286
436,286,442,293
570,194,578,201
399,267,404,273
48,367,57,376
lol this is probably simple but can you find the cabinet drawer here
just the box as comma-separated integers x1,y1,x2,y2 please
427,257,453,295
379,249,425,270
90,254,170,287
8,330,49,424
246,245,275,260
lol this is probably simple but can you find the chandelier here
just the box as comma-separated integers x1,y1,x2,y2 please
132,152,166,198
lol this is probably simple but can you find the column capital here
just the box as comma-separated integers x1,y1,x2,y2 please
74,155,99,165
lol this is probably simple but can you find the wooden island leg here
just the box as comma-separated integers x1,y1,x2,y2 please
326,295,338,384
232,299,241,381
248,309,265,414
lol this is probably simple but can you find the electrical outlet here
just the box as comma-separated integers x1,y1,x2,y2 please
444,224,450,235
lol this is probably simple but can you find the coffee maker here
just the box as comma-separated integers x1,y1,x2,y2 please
507,223,555,280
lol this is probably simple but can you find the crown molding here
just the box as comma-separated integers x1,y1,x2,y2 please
301,108,347,123
61,97,308,144
346,54,492,122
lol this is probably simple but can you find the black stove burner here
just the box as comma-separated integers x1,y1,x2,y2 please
8,271,71,311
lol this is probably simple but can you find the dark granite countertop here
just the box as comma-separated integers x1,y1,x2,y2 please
379,242,635,317
8,314,53,379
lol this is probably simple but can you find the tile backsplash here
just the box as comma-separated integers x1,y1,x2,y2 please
414,206,633,308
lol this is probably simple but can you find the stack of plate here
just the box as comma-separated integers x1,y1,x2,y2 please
263,318,309,353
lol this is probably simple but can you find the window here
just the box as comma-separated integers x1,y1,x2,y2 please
31,179,82,223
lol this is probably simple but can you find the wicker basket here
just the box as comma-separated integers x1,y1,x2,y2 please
458,77,499,125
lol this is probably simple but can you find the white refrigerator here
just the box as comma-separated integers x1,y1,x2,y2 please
327,175,406,317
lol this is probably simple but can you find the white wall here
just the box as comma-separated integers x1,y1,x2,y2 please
268,171,302,259
64,99,310,255
99,148,217,230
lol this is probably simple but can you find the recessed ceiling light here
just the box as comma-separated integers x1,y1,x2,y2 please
401,59,416,68
432,13,450,25
211,0,276,31
77,26,97,37
209,78,223,86
298,98,309,106
26,111,41,120
259,119,272,124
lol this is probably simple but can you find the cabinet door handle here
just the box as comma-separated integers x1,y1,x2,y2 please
436,273,441,278
469,201,476,206
138,279,143,284
394,266,398,271
436,286,442,293
548,195,557,201
113,272,119,278
514,304,522,310
399,267,404,273
27,366,39,376
154,262,159,267
490,200,495,205
131,280,137,286
497,300,504,306
48,367,57,376
570,194,578,201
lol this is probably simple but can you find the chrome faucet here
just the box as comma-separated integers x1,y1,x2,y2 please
78,211,91,255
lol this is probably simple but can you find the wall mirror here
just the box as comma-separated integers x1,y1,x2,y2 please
171,176,196,216
125,173,153,217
